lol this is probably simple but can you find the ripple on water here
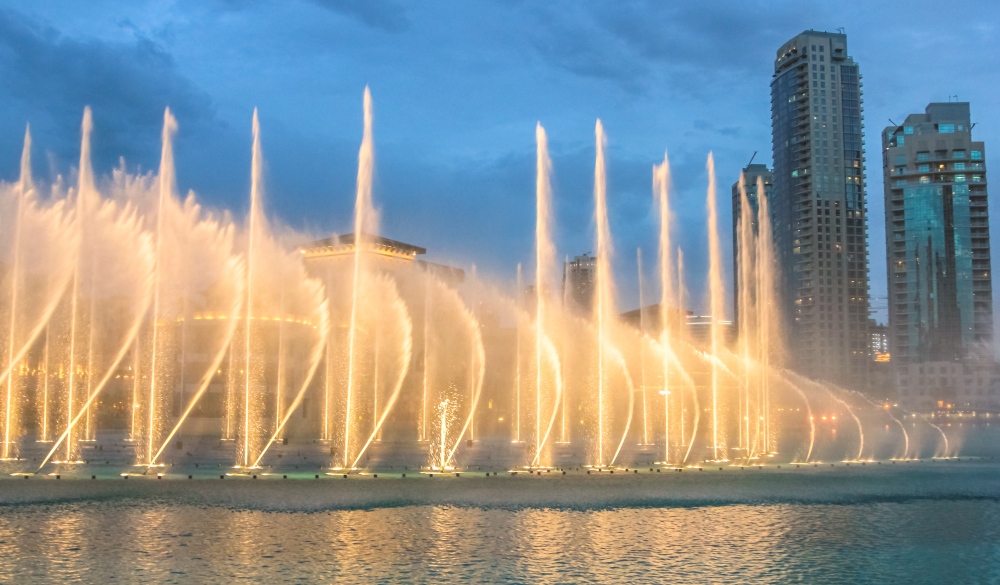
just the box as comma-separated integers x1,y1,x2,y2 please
0,497,998,583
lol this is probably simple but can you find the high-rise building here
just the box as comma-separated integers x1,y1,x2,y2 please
770,30,871,388
881,102,994,408
563,253,596,313
731,163,773,329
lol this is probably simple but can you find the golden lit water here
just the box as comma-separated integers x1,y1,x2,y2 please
1,465,998,583
2,502,996,583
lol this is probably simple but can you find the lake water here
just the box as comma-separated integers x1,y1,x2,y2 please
1,460,999,583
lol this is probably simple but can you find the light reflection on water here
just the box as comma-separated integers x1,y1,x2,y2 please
1,499,999,583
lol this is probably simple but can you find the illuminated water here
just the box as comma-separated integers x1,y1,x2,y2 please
1,460,998,583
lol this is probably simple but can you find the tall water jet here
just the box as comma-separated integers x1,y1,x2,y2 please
62,108,96,462
531,123,560,467
755,177,777,455
593,120,613,467
341,86,378,469
653,153,674,464
139,108,179,466
594,120,616,467
235,109,267,469
736,173,756,458
1,127,32,459
705,152,725,461
41,110,156,470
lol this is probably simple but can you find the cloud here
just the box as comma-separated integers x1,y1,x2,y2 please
309,0,409,33
527,1,811,96
0,9,217,173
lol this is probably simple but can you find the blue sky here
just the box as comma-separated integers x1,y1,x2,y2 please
1,1,999,321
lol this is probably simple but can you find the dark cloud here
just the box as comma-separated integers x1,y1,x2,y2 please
529,7,650,94
309,0,409,33
527,1,811,96
0,9,217,174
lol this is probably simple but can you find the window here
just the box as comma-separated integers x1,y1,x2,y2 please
954,150,966,159
972,175,982,182
918,164,930,172
917,152,930,162
954,162,966,171
896,135,904,145
904,126,914,134
894,155,906,165
920,176,930,184
955,174,967,182
939,123,955,133
972,150,983,160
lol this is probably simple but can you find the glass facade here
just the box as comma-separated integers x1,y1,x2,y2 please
881,102,992,368
901,184,974,360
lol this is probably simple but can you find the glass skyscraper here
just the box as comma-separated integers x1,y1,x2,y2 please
881,103,992,365
770,31,871,389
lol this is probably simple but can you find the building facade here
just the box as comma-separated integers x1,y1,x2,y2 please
563,253,596,313
731,163,773,329
881,102,996,410
770,30,871,389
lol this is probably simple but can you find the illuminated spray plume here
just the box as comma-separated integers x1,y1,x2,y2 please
0,98,934,473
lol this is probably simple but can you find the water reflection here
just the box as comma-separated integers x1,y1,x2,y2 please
0,500,998,583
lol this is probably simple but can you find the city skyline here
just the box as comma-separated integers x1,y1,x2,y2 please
1,2,999,333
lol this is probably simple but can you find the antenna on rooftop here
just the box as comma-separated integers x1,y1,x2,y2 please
746,151,757,168
836,27,845,34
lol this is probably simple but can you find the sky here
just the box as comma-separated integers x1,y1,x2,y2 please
0,1,999,323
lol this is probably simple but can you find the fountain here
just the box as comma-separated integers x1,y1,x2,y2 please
0,90,951,479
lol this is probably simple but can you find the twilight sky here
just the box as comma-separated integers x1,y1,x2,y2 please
1,1,999,322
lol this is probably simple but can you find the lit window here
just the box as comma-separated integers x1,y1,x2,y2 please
972,150,983,160
972,175,982,182
955,174,967,182
919,176,930,184
939,124,955,133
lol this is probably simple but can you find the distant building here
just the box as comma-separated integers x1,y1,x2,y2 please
562,254,596,313
868,319,889,362
731,163,773,330
881,102,996,410
685,314,735,348
770,30,870,390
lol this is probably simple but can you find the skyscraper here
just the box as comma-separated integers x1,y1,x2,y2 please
731,163,773,329
770,31,870,389
881,103,993,404
562,253,596,313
